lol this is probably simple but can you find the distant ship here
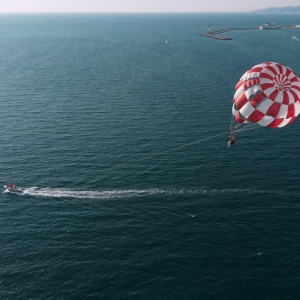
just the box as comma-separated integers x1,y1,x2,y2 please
259,22,281,29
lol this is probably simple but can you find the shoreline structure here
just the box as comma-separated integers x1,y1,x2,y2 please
200,25,300,40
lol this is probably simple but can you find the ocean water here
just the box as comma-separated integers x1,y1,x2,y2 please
1,13,300,299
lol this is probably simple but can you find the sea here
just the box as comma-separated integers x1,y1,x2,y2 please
0,12,300,299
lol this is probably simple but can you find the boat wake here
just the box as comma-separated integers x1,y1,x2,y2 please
21,187,234,199
12,186,293,200
22,187,180,199
292,36,300,42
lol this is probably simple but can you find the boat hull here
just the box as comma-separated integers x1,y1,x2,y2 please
4,188,23,194
3,184,23,194
260,22,280,29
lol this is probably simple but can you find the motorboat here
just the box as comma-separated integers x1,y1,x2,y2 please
259,22,280,29
4,183,23,194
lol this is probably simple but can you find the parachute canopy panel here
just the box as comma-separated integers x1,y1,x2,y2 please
232,62,300,128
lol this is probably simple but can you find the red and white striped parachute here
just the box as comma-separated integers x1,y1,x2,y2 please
232,62,300,128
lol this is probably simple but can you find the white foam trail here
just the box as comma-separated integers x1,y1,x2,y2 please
292,36,300,42
20,187,214,199
22,187,172,199
16,186,293,200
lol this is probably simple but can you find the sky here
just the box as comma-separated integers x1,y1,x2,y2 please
0,0,299,13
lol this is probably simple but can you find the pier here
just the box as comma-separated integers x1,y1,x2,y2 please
201,25,300,40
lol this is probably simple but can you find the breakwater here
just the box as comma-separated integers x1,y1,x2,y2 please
200,27,259,40
201,25,300,40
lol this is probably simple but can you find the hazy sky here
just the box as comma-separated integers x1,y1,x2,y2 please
0,0,299,13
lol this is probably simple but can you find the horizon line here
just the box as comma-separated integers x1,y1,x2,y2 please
0,11,266,14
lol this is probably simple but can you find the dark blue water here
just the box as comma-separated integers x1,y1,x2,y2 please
1,13,300,299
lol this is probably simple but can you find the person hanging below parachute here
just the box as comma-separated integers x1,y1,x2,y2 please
228,61,300,146
227,135,236,147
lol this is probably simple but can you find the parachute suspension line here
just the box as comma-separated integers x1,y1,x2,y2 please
229,115,237,136
234,124,260,133
229,115,260,135
229,115,245,136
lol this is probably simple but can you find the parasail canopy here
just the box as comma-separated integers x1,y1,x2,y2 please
232,62,300,128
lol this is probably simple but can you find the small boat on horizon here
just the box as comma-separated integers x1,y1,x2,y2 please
165,38,170,44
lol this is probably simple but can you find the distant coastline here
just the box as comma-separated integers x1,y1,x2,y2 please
253,6,300,13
